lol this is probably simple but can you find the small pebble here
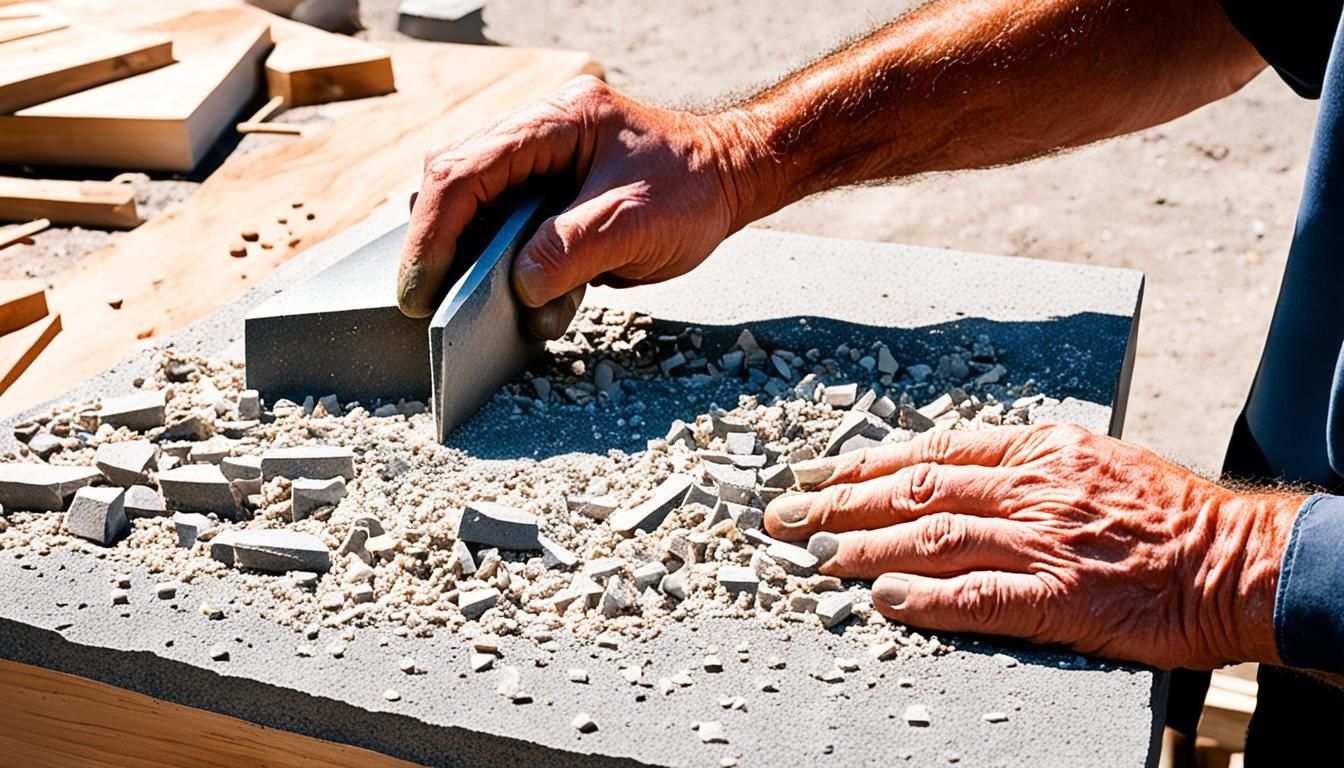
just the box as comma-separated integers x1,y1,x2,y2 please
209,644,229,661
110,589,128,605
399,656,418,674
903,704,931,726
983,711,1009,723
327,642,346,658
568,668,589,684
572,712,598,733
383,688,401,702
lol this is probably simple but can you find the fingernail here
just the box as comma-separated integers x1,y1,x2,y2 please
873,575,910,609
807,532,839,566
768,494,810,524
791,458,835,489
514,255,546,306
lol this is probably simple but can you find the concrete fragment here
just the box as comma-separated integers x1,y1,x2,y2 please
710,413,752,438
683,482,717,509
260,446,355,481
869,640,899,661
767,541,820,576
701,462,756,505
869,395,897,420
448,539,476,576
718,501,763,531
664,419,695,449
159,465,240,518
229,530,332,573
459,587,500,620
900,403,937,432
172,512,215,548
539,533,578,569
0,463,102,511
238,390,261,420
698,721,728,744
822,383,858,407
572,712,597,733
567,668,589,684
759,463,794,490
351,583,374,603
496,665,531,703
209,644,230,662
188,437,233,465
877,345,899,375
568,494,617,520
983,711,1009,723
724,431,756,456
98,390,166,431
458,502,539,550
598,575,635,618
632,561,668,591
28,432,61,459
123,484,167,518
903,704,931,727
220,455,262,481
815,593,854,628
155,582,177,599
64,487,127,546
199,601,224,620
823,410,891,457
94,440,157,486
717,565,758,594
383,689,400,702
291,476,346,521
608,474,692,534
160,413,214,442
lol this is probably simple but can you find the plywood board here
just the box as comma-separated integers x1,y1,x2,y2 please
0,40,601,415
0,176,139,228
0,311,59,394
0,659,425,768
266,34,395,106
0,279,48,334
0,217,48,248
0,3,67,44
0,8,271,170
0,25,172,113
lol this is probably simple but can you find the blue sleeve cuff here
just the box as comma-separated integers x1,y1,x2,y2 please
1275,493,1344,672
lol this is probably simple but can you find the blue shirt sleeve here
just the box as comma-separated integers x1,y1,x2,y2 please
1275,494,1344,671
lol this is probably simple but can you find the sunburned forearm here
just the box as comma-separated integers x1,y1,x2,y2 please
725,0,1266,217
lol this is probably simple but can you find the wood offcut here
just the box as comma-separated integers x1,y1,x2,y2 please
0,177,140,228
0,24,173,113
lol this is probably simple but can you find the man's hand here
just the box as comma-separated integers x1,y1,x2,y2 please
398,75,775,336
764,424,1304,670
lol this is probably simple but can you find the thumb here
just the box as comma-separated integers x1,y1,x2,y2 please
871,571,1051,639
512,188,640,308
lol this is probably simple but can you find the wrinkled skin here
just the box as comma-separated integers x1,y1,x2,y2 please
398,76,771,338
764,424,1303,670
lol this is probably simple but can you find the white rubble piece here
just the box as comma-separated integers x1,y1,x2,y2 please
698,720,728,744
291,476,346,521
159,465,241,518
632,561,668,591
599,574,636,618
767,541,820,576
98,390,166,431
816,593,854,629
724,431,756,456
93,440,158,486
719,501,763,531
496,666,531,703
822,383,858,407
758,463,794,490
717,565,759,594
683,482,718,509
567,494,618,520
0,464,102,511
188,437,233,465
64,487,127,546
220,455,262,481
458,502,540,550
567,668,589,684
123,485,167,518
869,640,899,661
539,533,578,569
664,419,695,449
572,712,598,733
227,530,332,573
659,570,688,600
448,539,476,575
701,463,756,505
259,446,356,481
903,704,932,727
823,410,891,457
900,403,937,432
608,474,693,535
869,395,898,420
571,573,605,609
983,711,1010,723
172,512,215,548
237,390,261,420
710,413,753,438
459,587,501,620
470,653,494,672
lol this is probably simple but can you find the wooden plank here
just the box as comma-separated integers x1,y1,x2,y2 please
1198,671,1257,752
0,25,173,113
0,279,48,334
0,8,272,170
0,659,426,768
0,177,140,228
0,217,48,248
265,34,395,107
0,41,601,416
0,311,59,394
0,3,67,44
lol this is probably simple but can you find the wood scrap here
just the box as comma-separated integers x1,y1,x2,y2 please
0,312,59,395
0,218,48,249
265,34,395,107
0,41,602,416
0,279,48,335
236,94,303,135
0,25,172,113
0,8,272,171
0,3,66,45
0,177,139,228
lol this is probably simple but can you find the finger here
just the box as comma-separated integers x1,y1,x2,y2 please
871,570,1054,639
791,427,1036,490
399,113,581,318
807,514,1038,580
764,463,1006,540
524,284,585,340
512,185,647,307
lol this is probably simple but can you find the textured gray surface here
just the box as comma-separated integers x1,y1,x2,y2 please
0,208,1159,766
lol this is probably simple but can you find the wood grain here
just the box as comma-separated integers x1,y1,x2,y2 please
266,32,395,106
0,278,48,334
0,217,49,249
0,311,59,394
0,40,600,416
1198,671,1257,752
0,25,173,113
0,659,426,768
0,2,67,44
0,176,140,228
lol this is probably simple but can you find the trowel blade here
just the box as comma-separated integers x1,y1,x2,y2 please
428,190,559,443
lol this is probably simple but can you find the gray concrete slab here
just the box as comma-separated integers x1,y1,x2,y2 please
0,203,1158,767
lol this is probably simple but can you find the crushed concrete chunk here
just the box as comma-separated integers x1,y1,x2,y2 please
159,465,240,518
609,474,693,534
595,631,621,650
568,494,618,520
209,644,230,662
155,582,177,599
459,587,501,620
188,437,233,465
458,502,540,550
823,410,891,457
448,539,476,575
383,689,400,702
869,640,899,661
632,561,668,591
471,652,495,672
903,704,931,726
496,666,531,703
660,571,688,600
815,593,854,628
724,431,756,456
599,574,636,618
94,440,157,486
260,446,355,481
291,476,346,521
664,419,695,449
539,533,578,569
703,655,723,672
568,668,589,683
767,541,820,576
698,721,728,744
822,383,858,407
220,455,262,481
0,464,102,511
172,512,215,548
123,484,166,518
717,565,758,594
237,390,261,420
758,463,794,490
572,712,598,733
98,390,166,431
900,403,936,432
836,658,861,672
982,711,1009,723
64,487,127,546
583,557,625,580
229,530,331,573
710,413,752,438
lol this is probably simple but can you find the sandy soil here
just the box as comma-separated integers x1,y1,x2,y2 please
363,0,1319,473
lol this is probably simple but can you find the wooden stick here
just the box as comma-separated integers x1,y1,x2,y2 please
0,177,140,228
0,218,48,249
237,121,305,135
0,312,59,395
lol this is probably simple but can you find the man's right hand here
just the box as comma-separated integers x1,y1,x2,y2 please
397,75,778,337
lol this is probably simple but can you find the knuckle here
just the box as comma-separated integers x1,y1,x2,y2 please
916,512,966,559
905,463,939,508
956,572,1007,627
819,484,855,525
526,220,570,272
925,430,955,463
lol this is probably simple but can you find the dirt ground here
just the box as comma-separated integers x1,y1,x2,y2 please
363,0,1320,474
